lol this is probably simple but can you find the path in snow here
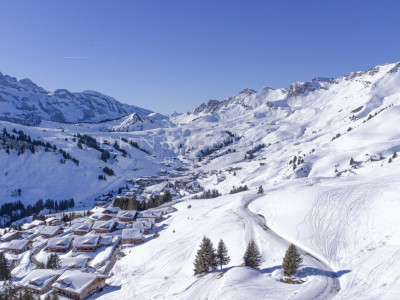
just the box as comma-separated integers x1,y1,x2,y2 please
240,194,341,300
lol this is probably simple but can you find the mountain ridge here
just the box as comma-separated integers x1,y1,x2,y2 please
0,71,152,126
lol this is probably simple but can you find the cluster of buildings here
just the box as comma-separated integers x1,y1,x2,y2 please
0,204,172,299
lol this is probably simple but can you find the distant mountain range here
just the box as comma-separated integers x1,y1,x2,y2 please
0,72,152,126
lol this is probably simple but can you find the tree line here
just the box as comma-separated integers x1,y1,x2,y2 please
0,198,74,227
113,191,172,211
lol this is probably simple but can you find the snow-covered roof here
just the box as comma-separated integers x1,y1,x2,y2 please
137,210,162,219
122,228,143,240
46,236,73,249
99,235,113,245
116,210,137,218
53,270,108,294
70,222,93,233
59,257,89,270
19,269,62,290
40,225,61,236
0,239,29,251
89,212,113,221
104,207,121,214
0,231,20,240
73,235,99,248
45,217,61,222
115,222,126,230
90,206,106,214
92,220,116,231
131,221,152,230
136,217,155,224
21,220,44,231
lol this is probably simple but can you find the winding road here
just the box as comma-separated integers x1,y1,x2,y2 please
238,194,340,300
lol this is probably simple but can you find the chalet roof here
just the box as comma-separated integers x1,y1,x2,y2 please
137,210,162,219
59,257,89,270
122,228,143,240
69,222,93,233
21,220,44,230
41,226,61,236
46,236,73,249
0,239,29,251
45,217,61,222
53,270,108,294
99,235,113,246
0,231,20,240
115,222,126,230
131,221,152,230
19,269,62,290
116,210,137,218
73,235,99,248
104,207,121,214
89,212,113,221
136,217,155,224
92,220,115,231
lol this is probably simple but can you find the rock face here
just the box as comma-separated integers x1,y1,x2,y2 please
0,72,152,126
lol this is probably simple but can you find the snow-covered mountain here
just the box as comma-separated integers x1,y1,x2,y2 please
0,71,152,126
1,61,400,299
173,62,400,125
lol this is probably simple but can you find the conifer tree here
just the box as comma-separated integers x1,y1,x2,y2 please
258,185,264,194
0,251,10,280
216,239,230,269
46,253,61,270
193,236,217,275
243,240,261,268
282,244,303,277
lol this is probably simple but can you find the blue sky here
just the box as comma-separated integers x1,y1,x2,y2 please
0,0,399,114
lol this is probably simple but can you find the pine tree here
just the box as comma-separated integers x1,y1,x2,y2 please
0,251,11,280
282,244,303,277
216,239,230,269
243,240,261,268
193,236,217,275
46,253,61,270
258,185,264,194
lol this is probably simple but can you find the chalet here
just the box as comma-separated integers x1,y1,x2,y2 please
19,269,63,295
73,235,99,252
90,206,106,215
45,217,62,226
137,210,163,222
1,239,30,254
103,207,121,215
121,229,143,244
41,226,63,238
59,257,89,270
46,236,73,252
92,220,116,233
99,236,113,247
116,210,137,222
21,220,45,231
89,213,113,222
71,222,93,236
53,270,109,300
0,231,22,242
131,221,152,233
115,222,126,230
